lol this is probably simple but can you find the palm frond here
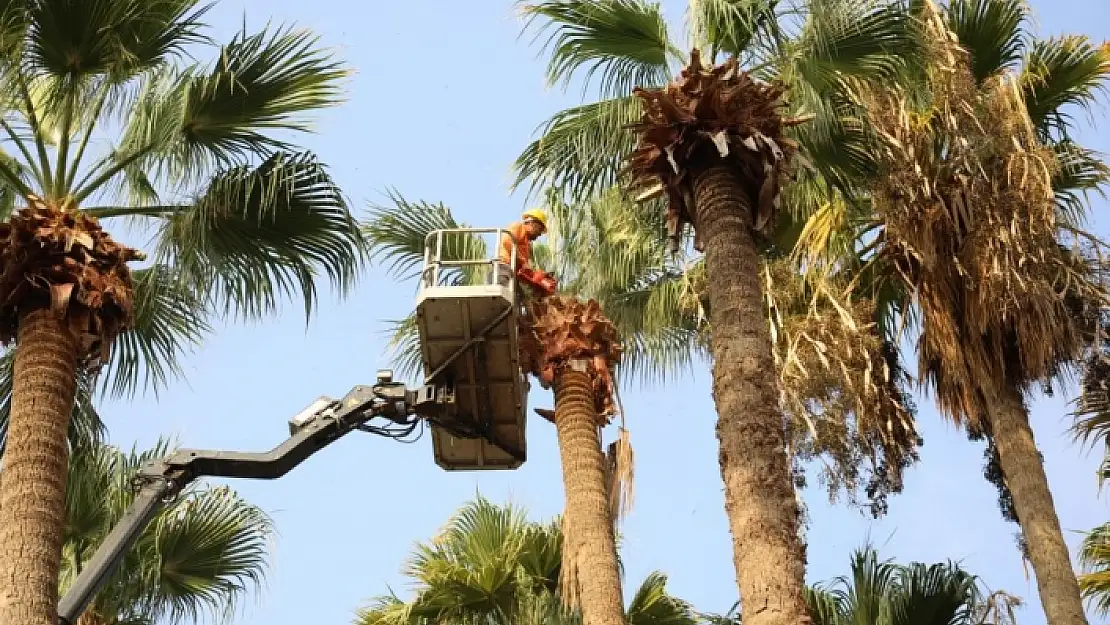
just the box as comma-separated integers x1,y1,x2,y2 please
1051,140,1110,227
60,439,273,625
790,0,918,91
113,23,347,191
153,151,365,321
98,264,211,399
1080,522,1110,616
943,0,1029,82
0,350,103,456
887,560,980,625
380,313,424,383
513,95,642,200
803,586,845,625
520,0,674,98
25,0,210,81
1020,36,1110,139
626,571,698,625
362,190,485,282
132,485,273,624
688,0,780,61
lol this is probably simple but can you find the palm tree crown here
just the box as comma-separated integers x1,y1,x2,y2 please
0,0,367,449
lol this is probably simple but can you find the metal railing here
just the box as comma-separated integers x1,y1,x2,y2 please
420,228,518,291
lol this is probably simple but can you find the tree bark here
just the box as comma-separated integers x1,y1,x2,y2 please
692,164,811,625
554,361,626,625
0,309,79,625
991,386,1089,625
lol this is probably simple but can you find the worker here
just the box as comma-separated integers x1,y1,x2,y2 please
497,208,549,293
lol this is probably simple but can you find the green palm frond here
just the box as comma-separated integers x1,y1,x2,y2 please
887,561,980,625
804,586,845,625
150,151,365,321
1051,140,1110,227
789,0,918,92
513,95,643,200
25,0,209,82
1080,522,1110,616
688,0,781,61
520,0,675,98
131,486,273,624
0,350,103,455
944,0,1029,82
363,190,485,282
626,572,698,625
381,314,424,383
60,439,273,625
1020,36,1110,139
100,264,211,399
354,497,695,625
109,23,347,194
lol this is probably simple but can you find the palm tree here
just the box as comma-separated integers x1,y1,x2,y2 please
792,1,1110,624
59,439,273,625
1080,520,1110,618
363,189,921,625
515,3,923,623
523,294,626,625
354,496,699,625
704,546,1022,625
0,3,364,624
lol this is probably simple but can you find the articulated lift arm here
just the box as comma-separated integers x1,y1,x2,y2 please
57,373,456,625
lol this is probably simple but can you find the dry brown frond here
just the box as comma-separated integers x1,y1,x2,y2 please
519,295,623,423
624,49,805,251
765,259,921,515
603,427,634,530
0,199,144,367
558,513,581,610
860,0,1110,426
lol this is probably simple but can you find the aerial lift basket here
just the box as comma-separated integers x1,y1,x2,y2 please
415,228,527,470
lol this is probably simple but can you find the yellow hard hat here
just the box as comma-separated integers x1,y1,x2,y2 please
521,208,548,230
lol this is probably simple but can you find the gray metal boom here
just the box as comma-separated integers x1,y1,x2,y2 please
57,381,430,625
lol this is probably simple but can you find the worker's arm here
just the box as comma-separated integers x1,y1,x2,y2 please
506,222,531,270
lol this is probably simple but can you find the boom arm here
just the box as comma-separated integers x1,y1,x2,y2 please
57,376,451,625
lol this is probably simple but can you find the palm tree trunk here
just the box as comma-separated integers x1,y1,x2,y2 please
991,385,1089,625
692,164,811,625
0,309,79,625
554,360,626,625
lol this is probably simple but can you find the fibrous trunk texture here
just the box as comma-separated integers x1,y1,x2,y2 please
520,296,626,625
555,364,626,625
0,309,79,625
991,387,1090,625
694,165,811,625
0,201,141,625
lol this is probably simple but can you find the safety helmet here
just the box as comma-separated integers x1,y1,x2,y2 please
521,208,548,230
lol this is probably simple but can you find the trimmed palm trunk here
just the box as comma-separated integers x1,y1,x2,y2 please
524,296,626,625
626,51,812,625
0,310,79,625
554,362,626,625
0,203,141,625
693,165,810,625
991,387,1089,625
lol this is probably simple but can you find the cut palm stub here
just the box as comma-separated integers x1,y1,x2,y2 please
518,295,627,625
0,199,144,366
624,49,809,253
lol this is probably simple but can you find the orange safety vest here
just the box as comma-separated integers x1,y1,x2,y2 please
498,221,531,270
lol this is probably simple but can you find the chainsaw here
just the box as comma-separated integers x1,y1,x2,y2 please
516,266,558,297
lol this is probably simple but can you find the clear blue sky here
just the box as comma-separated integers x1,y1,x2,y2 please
97,1,1110,624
